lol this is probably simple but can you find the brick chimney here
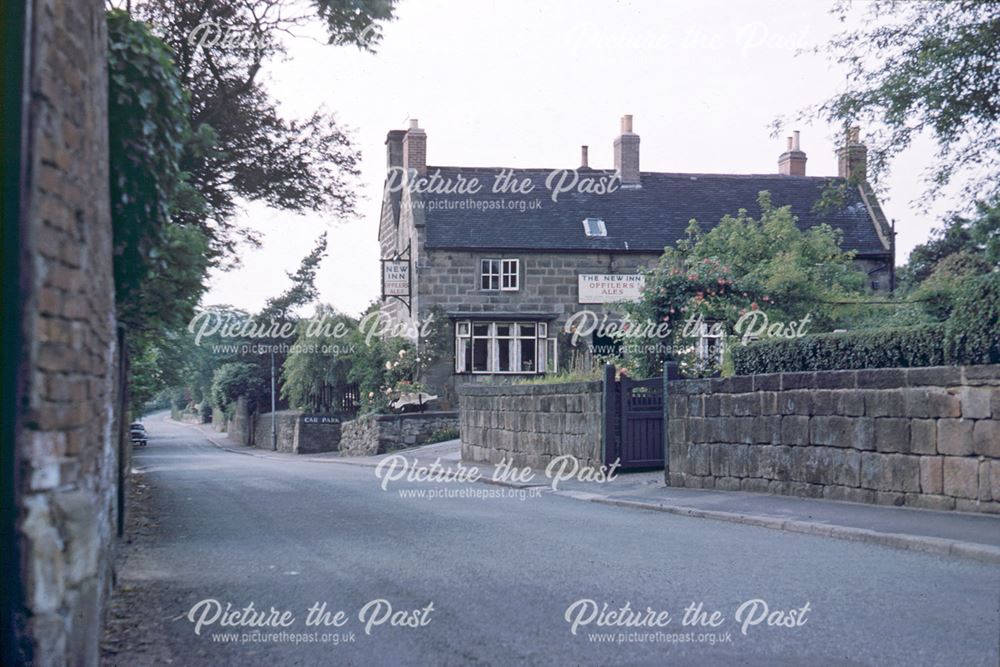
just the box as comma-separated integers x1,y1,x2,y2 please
403,119,426,174
778,130,807,176
837,126,867,181
386,129,405,170
613,115,640,187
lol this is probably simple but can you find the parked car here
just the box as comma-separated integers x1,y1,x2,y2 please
129,422,147,447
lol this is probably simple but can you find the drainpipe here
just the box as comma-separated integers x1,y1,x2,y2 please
890,218,896,294
3,0,30,660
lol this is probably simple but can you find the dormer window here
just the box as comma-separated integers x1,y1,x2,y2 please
582,218,607,237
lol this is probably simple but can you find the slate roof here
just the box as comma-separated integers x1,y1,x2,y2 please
417,167,889,256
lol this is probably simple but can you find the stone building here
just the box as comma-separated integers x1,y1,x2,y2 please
377,116,894,406
3,0,122,664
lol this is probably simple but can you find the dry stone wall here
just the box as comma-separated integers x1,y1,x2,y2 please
667,366,1000,513
341,412,460,457
459,381,603,469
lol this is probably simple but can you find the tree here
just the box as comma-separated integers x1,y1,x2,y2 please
259,233,328,321
107,10,214,413
281,305,357,411
131,0,398,261
211,362,264,412
899,197,1000,287
793,0,1000,204
621,192,866,377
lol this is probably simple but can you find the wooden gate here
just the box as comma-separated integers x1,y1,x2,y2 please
603,364,677,470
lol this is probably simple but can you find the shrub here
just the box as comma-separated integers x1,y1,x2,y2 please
210,362,263,411
732,324,947,374
516,370,602,385
425,428,460,444
946,272,1000,364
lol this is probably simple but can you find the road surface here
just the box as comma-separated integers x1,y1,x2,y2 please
102,413,1000,666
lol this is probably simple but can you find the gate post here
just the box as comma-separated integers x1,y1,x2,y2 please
662,361,678,479
662,361,669,478
602,363,616,467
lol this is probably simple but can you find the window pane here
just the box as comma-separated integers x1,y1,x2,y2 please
496,324,512,337
472,338,490,372
456,322,470,337
497,338,512,372
455,338,466,373
545,338,557,373
490,275,499,290
520,339,536,372
519,324,535,337
473,324,489,337
481,274,491,290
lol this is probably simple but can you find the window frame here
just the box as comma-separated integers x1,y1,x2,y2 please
582,217,607,237
454,320,555,375
697,320,725,365
480,257,519,291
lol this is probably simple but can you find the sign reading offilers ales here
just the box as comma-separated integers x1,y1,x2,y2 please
383,260,410,297
577,274,645,303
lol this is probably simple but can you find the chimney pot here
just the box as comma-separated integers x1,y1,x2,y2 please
409,119,419,130
778,130,807,176
580,145,589,168
621,114,633,134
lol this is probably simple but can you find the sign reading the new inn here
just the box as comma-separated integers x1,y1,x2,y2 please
577,274,645,303
382,260,410,297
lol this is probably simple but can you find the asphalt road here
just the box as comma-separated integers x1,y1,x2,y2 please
105,413,1000,666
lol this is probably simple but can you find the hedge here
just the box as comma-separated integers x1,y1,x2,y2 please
731,324,948,374
945,272,1000,365
732,273,1000,374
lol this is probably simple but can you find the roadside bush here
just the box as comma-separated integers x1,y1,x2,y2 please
210,362,263,411
946,272,1000,364
732,324,947,374
425,427,460,444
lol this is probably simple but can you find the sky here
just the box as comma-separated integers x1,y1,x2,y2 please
202,0,961,318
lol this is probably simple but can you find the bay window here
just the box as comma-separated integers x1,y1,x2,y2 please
454,320,556,374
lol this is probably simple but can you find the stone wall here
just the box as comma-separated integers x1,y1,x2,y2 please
228,396,253,446
249,411,343,454
253,411,299,452
340,412,460,457
211,408,227,432
459,382,603,469
296,415,344,454
667,366,1000,513
12,0,119,662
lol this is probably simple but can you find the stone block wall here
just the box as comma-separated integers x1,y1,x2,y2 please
459,381,603,469
248,411,343,454
228,396,253,446
340,412,460,457
12,0,119,662
253,411,299,453
667,366,1000,513
296,416,344,454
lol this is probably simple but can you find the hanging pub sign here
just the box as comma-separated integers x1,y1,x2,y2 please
381,242,412,314
383,260,410,296
577,273,645,303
